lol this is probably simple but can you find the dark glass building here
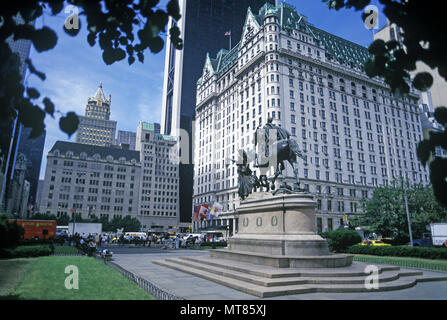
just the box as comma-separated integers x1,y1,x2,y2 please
17,127,46,207
161,0,276,223
0,15,33,210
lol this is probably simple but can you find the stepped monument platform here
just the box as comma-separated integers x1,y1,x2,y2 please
154,192,447,297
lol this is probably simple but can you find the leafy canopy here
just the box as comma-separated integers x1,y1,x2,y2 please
0,0,182,140
322,0,447,207
351,180,447,242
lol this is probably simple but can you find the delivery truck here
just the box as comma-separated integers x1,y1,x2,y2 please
68,222,102,236
413,223,447,247
9,219,57,239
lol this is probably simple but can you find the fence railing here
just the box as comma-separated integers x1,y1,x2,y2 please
102,259,185,300
353,255,447,272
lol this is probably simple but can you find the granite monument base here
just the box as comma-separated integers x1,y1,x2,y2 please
210,191,352,268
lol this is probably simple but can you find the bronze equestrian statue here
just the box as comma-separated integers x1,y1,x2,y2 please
236,117,306,199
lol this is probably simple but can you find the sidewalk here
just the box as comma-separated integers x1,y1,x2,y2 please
112,250,447,300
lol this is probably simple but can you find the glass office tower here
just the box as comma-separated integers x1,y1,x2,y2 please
161,0,276,223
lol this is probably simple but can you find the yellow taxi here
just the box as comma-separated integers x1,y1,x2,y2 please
359,239,391,246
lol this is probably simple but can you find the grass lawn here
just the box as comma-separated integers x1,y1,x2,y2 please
0,258,35,297
53,245,83,255
353,254,447,272
3,256,156,300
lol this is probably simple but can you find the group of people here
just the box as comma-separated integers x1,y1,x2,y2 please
68,232,114,256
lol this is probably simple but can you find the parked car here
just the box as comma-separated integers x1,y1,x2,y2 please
359,240,391,246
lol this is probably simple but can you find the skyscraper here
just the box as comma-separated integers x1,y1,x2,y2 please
17,127,46,206
161,0,276,223
75,83,117,147
0,15,33,211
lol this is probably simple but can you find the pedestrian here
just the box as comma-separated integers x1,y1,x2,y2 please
175,236,179,250
88,240,96,256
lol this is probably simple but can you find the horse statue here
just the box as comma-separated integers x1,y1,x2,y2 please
235,117,306,200
254,117,305,193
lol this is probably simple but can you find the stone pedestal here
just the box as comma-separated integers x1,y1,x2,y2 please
210,192,353,268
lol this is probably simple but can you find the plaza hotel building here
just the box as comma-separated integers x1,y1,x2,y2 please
192,2,428,233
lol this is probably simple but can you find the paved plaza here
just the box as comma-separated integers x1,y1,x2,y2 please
110,248,447,300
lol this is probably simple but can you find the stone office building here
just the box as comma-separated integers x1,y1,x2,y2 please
75,83,117,147
193,2,428,233
39,141,141,222
136,122,180,232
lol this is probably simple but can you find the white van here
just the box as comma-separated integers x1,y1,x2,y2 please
125,232,147,240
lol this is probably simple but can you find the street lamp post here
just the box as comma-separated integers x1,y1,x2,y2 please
71,207,76,236
403,183,413,246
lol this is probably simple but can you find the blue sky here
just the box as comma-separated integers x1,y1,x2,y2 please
30,0,385,179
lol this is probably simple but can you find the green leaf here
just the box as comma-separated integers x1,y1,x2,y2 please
43,97,55,117
102,48,126,65
368,39,387,56
59,112,79,137
148,36,164,53
128,55,135,65
413,72,434,91
48,0,64,15
87,32,97,46
31,27,58,52
137,52,144,63
417,140,434,166
434,107,447,126
26,87,40,99
167,0,181,21
364,59,377,78
152,10,169,32
25,59,46,81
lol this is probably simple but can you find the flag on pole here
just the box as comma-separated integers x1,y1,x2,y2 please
209,202,223,220
198,205,208,220
192,205,200,222
225,30,232,50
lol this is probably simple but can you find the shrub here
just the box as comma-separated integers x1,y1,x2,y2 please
321,229,362,253
19,238,54,247
0,245,54,258
347,245,447,260
0,219,25,249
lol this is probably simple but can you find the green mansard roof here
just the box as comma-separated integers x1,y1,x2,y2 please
198,2,372,84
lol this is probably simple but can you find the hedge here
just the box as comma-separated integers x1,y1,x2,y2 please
347,245,447,260
319,229,362,253
0,245,54,258
19,239,55,247
0,219,24,249
200,241,227,247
